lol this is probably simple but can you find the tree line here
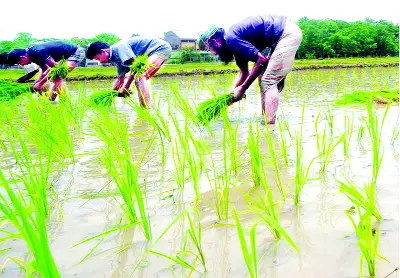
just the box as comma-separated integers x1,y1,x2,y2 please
0,18,398,59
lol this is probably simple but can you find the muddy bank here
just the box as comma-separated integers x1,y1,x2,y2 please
62,62,399,81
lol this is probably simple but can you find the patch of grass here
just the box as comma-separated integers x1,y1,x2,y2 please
335,88,399,105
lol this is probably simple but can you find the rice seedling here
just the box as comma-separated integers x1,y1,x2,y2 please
167,81,198,124
247,120,263,187
91,110,151,240
204,158,230,220
0,80,32,102
391,124,399,146
150,209,207,275
128,98,172,163
232,207,259,278
88,89,119,107
170,115,202,198
48,59,69,81
324,102,335,135
222,110,240,176
357,124,365,144
345,207,389,277
342,112,354,157
362,101,390,185
58,87,88,131
337,176,381,221
294,104,316,207
0,170,61,278
239,186,299,252
264,123,286,200
277,117,290,166
196,93,235,125
129,55,153,78
315,111,342,173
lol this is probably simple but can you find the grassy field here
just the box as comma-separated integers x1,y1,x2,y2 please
0,56,398,81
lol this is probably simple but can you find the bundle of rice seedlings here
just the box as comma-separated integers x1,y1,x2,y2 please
0,80,32,102
196,93,235,125
335,88,399,105
48,59,69,81
88,90,119,107
129,55,153,78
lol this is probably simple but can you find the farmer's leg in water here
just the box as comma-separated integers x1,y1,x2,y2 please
134,54,169,107
260,20,302,124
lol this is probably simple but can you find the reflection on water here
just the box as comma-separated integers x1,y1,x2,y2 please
1,67,399,277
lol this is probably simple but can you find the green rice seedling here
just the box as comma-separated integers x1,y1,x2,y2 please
204,158,230,220
88,89,118,107
342,112,354,157
264,123,286,200
150,209,207,275
337,176,381,221
345,207,389,277
324,102,335,135
0,80,32,102
239,187,299,252
233,207,258,278
23,97,75,164
168,82,198,124
315,110,342,173
171,137,187,190
222,110,240,176
335,88,399,105
129,55,153,78
58,87,88,131
196,93,235,125
91,111,151,240
247,120,263,187
0,170,61,278
391,124,399,146
362,101,390,186
294,104,316,207
277,117,289,166
128,99,172,163
48,59,69,81
357,124,365,144
171,115,202,197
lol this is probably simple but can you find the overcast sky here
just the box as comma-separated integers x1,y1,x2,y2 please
1,0,398,41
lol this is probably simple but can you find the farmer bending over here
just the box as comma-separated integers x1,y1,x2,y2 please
86,36,172,107
7,41,85,101
198,14,302,124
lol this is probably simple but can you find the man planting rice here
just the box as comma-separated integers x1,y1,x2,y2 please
86,36,172,107
7,41,85,101
198,14,302,124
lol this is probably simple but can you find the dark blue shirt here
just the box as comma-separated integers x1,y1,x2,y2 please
28,41,78,70
225,14,286,67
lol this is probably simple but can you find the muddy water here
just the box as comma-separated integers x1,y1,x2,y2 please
1,67,399,277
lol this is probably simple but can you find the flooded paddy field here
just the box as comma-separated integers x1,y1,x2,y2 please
0,66,399,277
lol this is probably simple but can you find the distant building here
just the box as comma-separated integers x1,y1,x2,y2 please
163,31,198,51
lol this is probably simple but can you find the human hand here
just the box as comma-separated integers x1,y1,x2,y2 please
231,85,247,102
117,87,131,97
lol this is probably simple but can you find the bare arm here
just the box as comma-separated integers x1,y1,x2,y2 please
113,76,125,91
233,52,269,101
234,65,249,88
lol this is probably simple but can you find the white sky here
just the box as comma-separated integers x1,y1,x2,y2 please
1,0,398,41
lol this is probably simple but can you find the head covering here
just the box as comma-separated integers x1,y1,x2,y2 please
197,25,220,50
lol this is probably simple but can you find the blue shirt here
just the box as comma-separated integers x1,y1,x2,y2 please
225,14,286,67
109,36,171,77
28,41,78,70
